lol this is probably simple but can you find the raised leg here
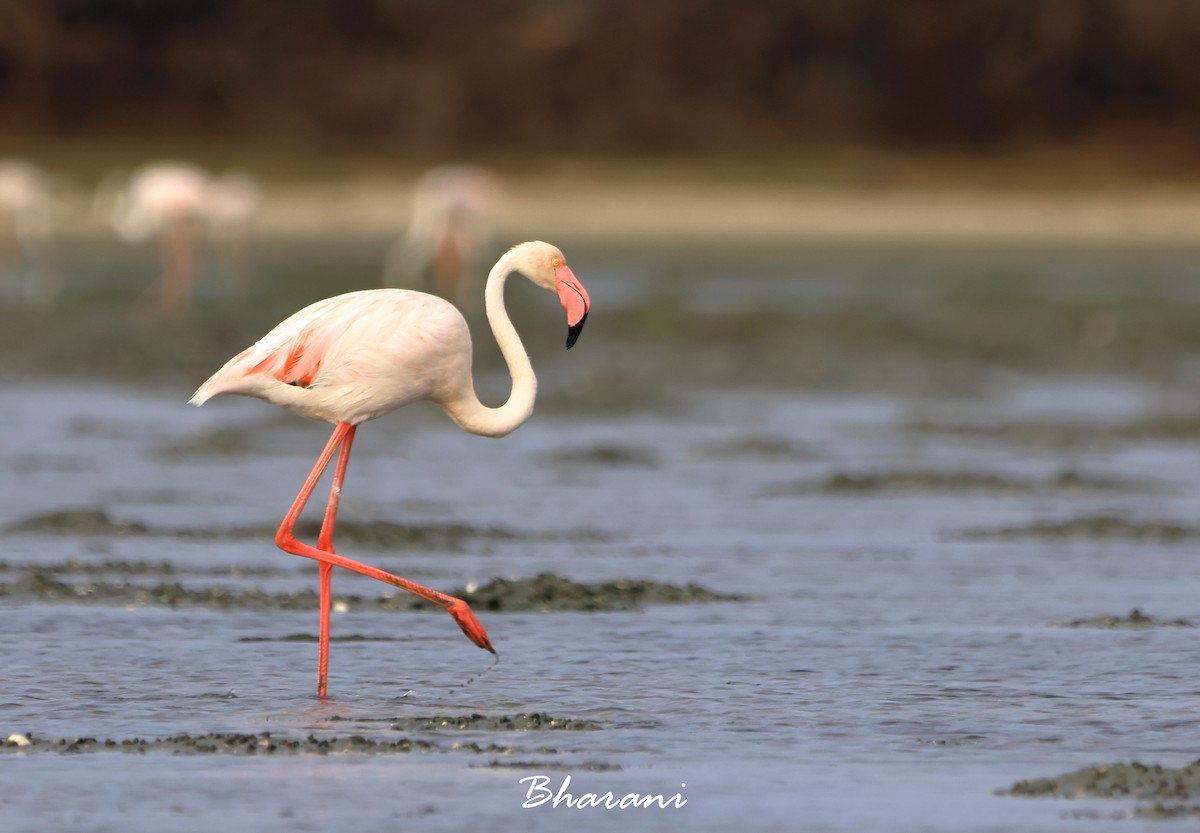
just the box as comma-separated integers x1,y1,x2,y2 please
275,422,494,697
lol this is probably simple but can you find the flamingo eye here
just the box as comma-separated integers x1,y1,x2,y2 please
552,257,562,268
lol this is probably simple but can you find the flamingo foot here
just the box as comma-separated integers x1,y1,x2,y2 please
446,599,495,654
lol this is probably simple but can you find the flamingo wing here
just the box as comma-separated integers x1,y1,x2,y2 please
191,287,473,427
190,294,364,404
253,322,336,388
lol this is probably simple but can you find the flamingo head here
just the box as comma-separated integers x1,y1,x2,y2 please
512,241,591,348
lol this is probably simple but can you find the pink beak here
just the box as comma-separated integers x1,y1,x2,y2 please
555,264,591,349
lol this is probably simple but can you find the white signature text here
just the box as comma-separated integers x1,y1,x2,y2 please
519,775,687,809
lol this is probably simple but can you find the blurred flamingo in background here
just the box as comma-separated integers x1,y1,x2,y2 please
98,162,210,312
383,164,502,305
191,240,591,696
96,162,262,311
0,159,60,306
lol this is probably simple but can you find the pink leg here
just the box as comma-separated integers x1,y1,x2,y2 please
158,222,199,313
275,422,494,697
315,563,332,696
312,426,353,697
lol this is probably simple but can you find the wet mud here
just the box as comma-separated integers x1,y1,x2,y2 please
0,565,742,612
907,414,1200,450
2,731,532,757
958,515,1200,542
771,469,1137,497
1057,608,1195,629
687,435,818,461
447,572,743,612
1005,760,1200,818
478,759,621,771
327,713,600,731
2,713,603,759
237,633,416,643
5,508,151,536
284,518,531,550
151,426,260,458
539,445,658,468
3,507,597,551
0,558,280,578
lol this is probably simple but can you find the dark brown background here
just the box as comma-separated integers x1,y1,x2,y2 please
3,0,1199,159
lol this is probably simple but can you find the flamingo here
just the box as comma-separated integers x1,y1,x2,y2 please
97,162,211,312
383,165,502,305
97,163,262,311
190,240,591,696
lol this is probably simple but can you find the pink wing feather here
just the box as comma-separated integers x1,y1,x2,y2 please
190,295,362,404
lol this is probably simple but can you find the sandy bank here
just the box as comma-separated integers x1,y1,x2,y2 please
258,176,1200,248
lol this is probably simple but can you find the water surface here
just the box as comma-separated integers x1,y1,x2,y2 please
4,240,1200,831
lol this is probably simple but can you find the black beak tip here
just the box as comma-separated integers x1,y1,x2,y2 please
566,313,588,349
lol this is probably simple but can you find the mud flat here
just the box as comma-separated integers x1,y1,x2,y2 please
0,565,743,613
3,731,533,757
958,515,1200,542
446,573,743,612
905,415,1200,451
769,468,1136,497
5,508,151,536
3,712,607,763
328,713,600,732
1056,608,1195,629
2,507,543,551
1005,761,1200,819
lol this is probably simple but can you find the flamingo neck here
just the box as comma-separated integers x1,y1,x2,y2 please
440,250,537,437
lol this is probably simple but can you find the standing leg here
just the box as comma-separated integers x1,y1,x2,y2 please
313,426,355,697
315,563,332,696
275,423,494,697
274,422,350,696
158,223,196,313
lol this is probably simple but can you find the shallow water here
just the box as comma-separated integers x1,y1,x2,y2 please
4,242,1200,831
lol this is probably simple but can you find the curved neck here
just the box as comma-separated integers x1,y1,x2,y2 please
440,250,537,437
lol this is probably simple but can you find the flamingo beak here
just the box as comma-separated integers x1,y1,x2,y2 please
555,264,591,349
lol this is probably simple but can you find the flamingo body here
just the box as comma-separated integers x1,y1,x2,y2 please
192,289,473,425
192,241,591,695
384,165,501,303
98,162,262,310
108,163,210,243
0,160,50,219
